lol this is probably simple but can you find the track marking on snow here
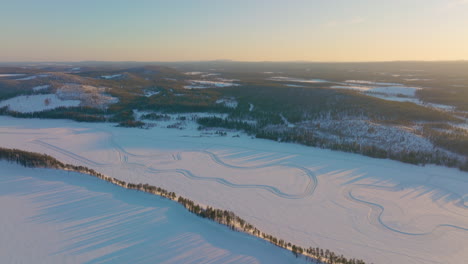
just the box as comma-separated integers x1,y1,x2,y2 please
345,184,468,236
31,140,112,168
104,136,317,199
145,167,309,199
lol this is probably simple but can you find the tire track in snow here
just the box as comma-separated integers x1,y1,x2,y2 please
145,167,309,199
345,184,468,236
98,130,317,199
31,140,112,168
201,150,318,197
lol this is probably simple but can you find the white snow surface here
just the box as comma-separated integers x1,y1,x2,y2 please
185,72,205,75
185,80,239,89
268,76,328,83
0,74,25,77
101,74,122,79
32,85,50,92
144,90,160,97
216,98,238,108
0,94,80,113
331,84,420,97
344,80,402,86
0,116,467,264
15,75,37,81
0,161,306,264
15,74,49,81
285,84,305,87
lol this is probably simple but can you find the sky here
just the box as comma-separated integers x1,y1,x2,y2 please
1,0,468,62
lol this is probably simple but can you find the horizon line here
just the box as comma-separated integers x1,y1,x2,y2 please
1,59,468,65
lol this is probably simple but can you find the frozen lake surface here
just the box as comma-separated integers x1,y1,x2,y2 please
0,116,467,264
0,161,306,264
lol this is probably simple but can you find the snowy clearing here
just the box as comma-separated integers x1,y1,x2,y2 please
185,80,239,89
0,116,466,264
57,84,118,108
144,90,160,97
0,161,306,264
32,85,50,92
101,74,122,79
331,84,420,97
216,98,238,108
344,80,402,86
0,73,25,77
268,76,329,83
15,74,49,81
185,72,205,75
0,94,80,113
285,84,305,87
330,80,459,112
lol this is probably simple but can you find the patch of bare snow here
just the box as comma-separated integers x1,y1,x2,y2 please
101,74,122,79
184,80,239,89
216,98,238,109
32,85,50,92
285,84,305,87
268,76,328,83
0,74,25,78
201,73,220,78
15,74,49,81
57,84,118,109
143,90,160,97
331,85,372,91
344,80,402,86
184,72,205,75
280,114,295,128
0,94,80,113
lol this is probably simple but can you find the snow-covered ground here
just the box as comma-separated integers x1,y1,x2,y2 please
216,98,238,108
15,74,49,81
285,84,305,87
0,116,467,264
0,83,119,113
185,80,239,89
329,80,460,112
0,94,80,113
57,84,118,109
0,73,25,77
185,72,205,75
32,85,50,92
0,161,306,264
268,76,328,83
331,81,420,97
101,74,122,79
143,90,160,97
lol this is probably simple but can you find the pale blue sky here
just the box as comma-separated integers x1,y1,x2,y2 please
1,0,467,61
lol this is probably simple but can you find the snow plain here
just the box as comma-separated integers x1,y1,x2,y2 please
0,94,80,113
185,80,240,89
101,74,122,79
269,76,329,83
0,74,25,77
0,116,467,264
0,161,306,264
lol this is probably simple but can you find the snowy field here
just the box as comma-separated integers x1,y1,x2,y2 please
184,80,239,89
268,76,329,83
0,161,305,264
0,116,467,264
0,94,80,113
270,76,457,111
